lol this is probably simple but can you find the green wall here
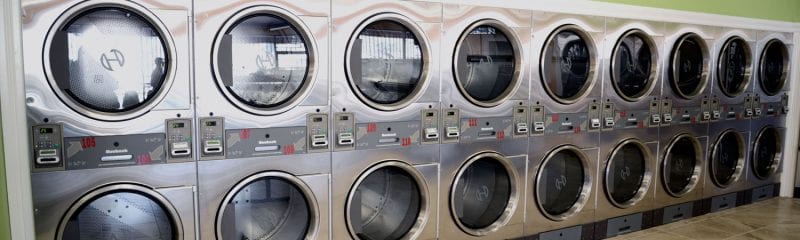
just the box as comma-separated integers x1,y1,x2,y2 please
597,0,800,22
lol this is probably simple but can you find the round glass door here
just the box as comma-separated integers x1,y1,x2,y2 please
540,25,595,104
46,3,175,120
347,162,426,240
611,30,657,101
669,33,708,99
605,139,650,208
454,21,521,107
759,40,789,96
717,37,751,97
710,130,745,187
217,173,315,240
213,8,314,115
662,134,702,197
536,145,591,220
752,126,781,180
59,184,180,240
451,152,516,235
347,15,428,111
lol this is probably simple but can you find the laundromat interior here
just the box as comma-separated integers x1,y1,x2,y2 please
3,0,800,239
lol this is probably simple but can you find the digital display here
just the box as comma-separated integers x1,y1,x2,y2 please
39,128,53,134
205,121,217,127
426,112,434,117
172,122,185,128
313,117,323,122
340,116,349,121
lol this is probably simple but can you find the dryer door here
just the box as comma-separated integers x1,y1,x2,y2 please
611,30,657,101
710,130,745,187
758,40,789,96
662,134,703,197
58,184,181,239
669,33,708,99
454,21,521,107
605,139,649,208
717,37,751,97
450,152,517,235
535,145,592,221
752,126,782,180
540,26,595,104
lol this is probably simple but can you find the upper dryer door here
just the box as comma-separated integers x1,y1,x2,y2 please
453,21,521,107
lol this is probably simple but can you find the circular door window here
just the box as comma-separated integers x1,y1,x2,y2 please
451,152,517,235
217,172,317,240
605,139,651,208
536,145,592,221
710,130,745,187
346,14,429,111
58,184,181,240
45,2,176,121
752,126,782,180
347,161,428,240
717,37,751,97
662,134,703,197
669,33,708,99
454,20,521,107
540,25,596,104
213,7,315,115
759,40,789,96
611,29,657,101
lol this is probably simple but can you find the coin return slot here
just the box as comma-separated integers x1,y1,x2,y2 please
446,127,460,138
101,155,133,162
311,134,328,147
338,133,354,145
424,128,439,139
204,140,223,154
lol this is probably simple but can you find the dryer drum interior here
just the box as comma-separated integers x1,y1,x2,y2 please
540,25,595,104
662,134,702,197
347,16,427,111
217,174,314,240
717,37,751,97
451,153,514,233
710,130,745,187
347,163,425,240
605,140,648,207
759,40,789,96
611,30,657,101
58,184,181,240
46,4,174,117
453,21,520,107
213,10,313,113
669,33,708,99
752,127,781,180
536,145,590,220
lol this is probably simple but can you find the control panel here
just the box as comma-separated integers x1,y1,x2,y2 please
442,108,460,143
743,95,753,119
63,133,165,170
530,105,545,136
460,116,512,143
781,94,789,114
166,119,192,162
333,112,355,151
649,99,661,127
31,124,64,171
700,96,711,123
710,96,721,121
226,127,306,158
660,98,673,126
753,95,762,117
512,106,529,138
421,109,439,144
601,102,615,131
356,121,419,149
307,113,329,152
199,117,224,160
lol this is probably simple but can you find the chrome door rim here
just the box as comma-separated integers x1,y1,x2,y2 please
604,138,653,208
535,144,593,221
709,129,746,188
716,36,752,98
610,29,659,102
539,24,598,105
662,133,704,197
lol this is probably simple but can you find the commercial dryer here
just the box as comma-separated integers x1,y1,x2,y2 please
653,125,708,226
23,0,196,239
193,0,331,239
437,4,529,239
330,0,441,239
709,29,756,123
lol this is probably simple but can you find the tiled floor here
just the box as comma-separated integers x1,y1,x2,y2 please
608,198,800,240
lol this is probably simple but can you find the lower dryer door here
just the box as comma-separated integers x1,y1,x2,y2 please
536,145,593,221
450,152,518,235
217,172,318,240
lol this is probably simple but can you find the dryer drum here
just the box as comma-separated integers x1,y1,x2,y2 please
347,163,426,240
611,30,657,101
605,140,648,208
669,33,708,99
717,37,751,97
536,145,591,221
213,9,314,115
710,130,745,187
57,184,181,240
45,3,175,120
662,134,703,197
451,153,516,234
217,174,314,240
759,40,789,96
453,20,521,107
540,25,595,104
752,126,782,180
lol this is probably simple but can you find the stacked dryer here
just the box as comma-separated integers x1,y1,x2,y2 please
329,0,441,239
747,31,792,203
24,0,196,239
193,0,331,239
438,4,530,240
593,17,664,239
525,12,603,239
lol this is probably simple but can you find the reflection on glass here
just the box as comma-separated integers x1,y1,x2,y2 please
542,29,591,101
607,143,645,205
350,20,423,105
63,192,174,240
453,157,511,229
538,149,584,216
455,25,516,103
753,128,779,179
350,166,420,240
52,7,168,113
670,35,705,97
760,41,787,95
713,131,741,186
719,38,748,96
613,33,652,99
665,137,697,195
219,177,310,240
220,14,309,109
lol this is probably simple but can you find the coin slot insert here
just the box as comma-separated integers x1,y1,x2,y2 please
311,134,328,147
338,133,354,145
424,128,439,139
204,140,223,154
446,127,460,138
